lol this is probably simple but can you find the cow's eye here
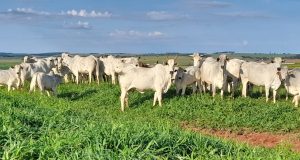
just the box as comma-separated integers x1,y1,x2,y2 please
174,70,177,72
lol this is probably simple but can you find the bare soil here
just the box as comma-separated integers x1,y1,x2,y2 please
181,121,300,152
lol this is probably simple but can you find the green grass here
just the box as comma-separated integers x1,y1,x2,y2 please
1,56,300,158
0,83,300,159
0,58,22,69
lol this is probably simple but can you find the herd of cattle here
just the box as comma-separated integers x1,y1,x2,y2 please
1,52,300,111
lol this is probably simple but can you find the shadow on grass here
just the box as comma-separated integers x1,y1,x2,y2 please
58,89,97,101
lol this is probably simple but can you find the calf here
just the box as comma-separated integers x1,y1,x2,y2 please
0,65,22,91
29,72,62,96
175,66,201,95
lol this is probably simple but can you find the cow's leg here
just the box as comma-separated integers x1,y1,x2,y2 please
202,82,206,93
120,90,127,112
212,84,216,97
273,89,277,103
157,90,162,106
296,96,300,107
197,81,202,93
125,93,129,107
242,80,248,97
224,79,228,93
181,85,187,96
112,74,116,85
7,85,11,92
153,92,157,106
46,91,51,97
231,80,237,98
192,83,197,94
75,72,79,85
265,85,270,102
220,89,224,99
176,86,180,95
89,72,92,84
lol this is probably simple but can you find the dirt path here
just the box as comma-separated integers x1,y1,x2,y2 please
181,121,300,152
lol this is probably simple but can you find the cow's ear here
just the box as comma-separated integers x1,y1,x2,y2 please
217,57,220,61
282,60,285,63
156,60,159,64
138,56,141,60
10,66,14,69
271,60,274,63
121,59,125,63
164,62,168,65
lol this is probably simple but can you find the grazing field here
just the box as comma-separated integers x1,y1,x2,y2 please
1,56,300,159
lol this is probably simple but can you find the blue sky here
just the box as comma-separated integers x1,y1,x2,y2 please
0,0,299,53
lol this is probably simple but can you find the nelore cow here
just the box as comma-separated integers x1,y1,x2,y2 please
0,65,23,91
23,56,38,63
99,55,140,84
29,71,62,96
240,57,286,103
200,54,228,98
174,66,201,95
284,68,300,106
20,58,56,86
224,58,245,97
114,59,176,112
61,53,100,84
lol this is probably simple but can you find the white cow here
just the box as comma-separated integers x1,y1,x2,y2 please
175,66,201,95
20,58,56,86
54,57,75,83
240,58,285,103
29,71,62,96
200,54,228,98
224,58,245,97
0,65,22,91
114,59,176,112
284,68,300,106
61,53,100,84
99,55,140,84
23,56,38,63
189,52,203,67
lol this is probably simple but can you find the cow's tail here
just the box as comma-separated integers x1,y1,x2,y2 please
29,73,38,93
93,57,100,84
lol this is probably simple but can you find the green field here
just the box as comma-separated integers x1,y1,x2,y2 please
1,56,300,159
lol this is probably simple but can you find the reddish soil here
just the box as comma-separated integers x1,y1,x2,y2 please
181,121,300,152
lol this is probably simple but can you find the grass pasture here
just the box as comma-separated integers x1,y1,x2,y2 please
1,56,300,159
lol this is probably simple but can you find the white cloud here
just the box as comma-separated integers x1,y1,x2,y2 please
62,9,112,18
2,8,112,18
109,30,165,38
7,8,50,16
214,12,272,19
63,21,91,30
185,0,231,8
146,11,188,21
148,31,164,37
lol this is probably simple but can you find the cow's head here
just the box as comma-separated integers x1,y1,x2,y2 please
271,57,284,66
174,67,186,81
217,54,228,69
13,64,23,75
190,52,203,67
278,66,289,81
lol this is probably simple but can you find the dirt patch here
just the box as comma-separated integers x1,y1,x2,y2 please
181,121,300,152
